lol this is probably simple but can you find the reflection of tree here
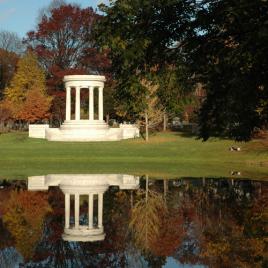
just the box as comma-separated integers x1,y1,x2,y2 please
130,188,167,254
194,180,268,268
0,219,13,250
138,178,268,268
1,179,266,267
2,190,51,261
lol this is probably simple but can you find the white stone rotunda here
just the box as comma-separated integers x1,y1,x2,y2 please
28,174,140,242
29,75,139,141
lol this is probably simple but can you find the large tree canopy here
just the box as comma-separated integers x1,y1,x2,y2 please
185,0,268,141
96,0,195,76
26,4,110,91
95,0,195,124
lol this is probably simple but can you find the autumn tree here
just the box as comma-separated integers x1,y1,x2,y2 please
17,88,52,123
37,0,67,23
3,51,51,123
5,52,46,103
140,78,164,141
26,4,109,90
0,100,13,130
25,4,110,123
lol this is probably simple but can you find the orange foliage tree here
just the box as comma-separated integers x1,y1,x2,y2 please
17,88,52,123
0,99,13,127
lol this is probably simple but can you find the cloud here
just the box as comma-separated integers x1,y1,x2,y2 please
0,7,16,22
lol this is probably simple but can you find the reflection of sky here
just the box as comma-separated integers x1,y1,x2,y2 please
0,247,23,268
164,257,207,268
0,0,109,38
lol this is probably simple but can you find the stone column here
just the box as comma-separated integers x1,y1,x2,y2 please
89,86,94,120
75,87,81,120
88,193,93,228
98,87,103,121
75,194,80,229
66,87,71,121
65,193,70,229
98,193,103,228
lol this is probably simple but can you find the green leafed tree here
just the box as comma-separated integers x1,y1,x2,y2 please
184,0,268,141
96,0,268,141
95,0,195,137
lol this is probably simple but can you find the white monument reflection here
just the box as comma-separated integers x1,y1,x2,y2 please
28,174,140,242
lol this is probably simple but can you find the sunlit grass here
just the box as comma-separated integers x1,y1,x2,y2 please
0,131,267,180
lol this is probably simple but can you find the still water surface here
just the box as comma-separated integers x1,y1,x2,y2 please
0,174,267,268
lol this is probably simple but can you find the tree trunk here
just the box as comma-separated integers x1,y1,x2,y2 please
130,191,133,209
145,111,149,142
163,179,168,201
0,121,4,131
163,112,167,131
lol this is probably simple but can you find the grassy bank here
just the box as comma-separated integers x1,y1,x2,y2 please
0,131,267,180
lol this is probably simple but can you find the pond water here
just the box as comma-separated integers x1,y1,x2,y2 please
0,174,267,268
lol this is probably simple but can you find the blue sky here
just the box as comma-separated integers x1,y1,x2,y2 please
0,0,108,38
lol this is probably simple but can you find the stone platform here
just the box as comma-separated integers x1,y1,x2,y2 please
29,121,139,141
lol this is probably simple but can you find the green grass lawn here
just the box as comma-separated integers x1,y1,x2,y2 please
0,131,267,180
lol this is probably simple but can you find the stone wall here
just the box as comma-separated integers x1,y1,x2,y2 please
29,124,49,139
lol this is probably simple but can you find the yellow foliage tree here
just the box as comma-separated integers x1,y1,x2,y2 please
4,52,48,120
140,79,164,141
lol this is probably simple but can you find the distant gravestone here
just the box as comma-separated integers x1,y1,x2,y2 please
172,117,182,129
